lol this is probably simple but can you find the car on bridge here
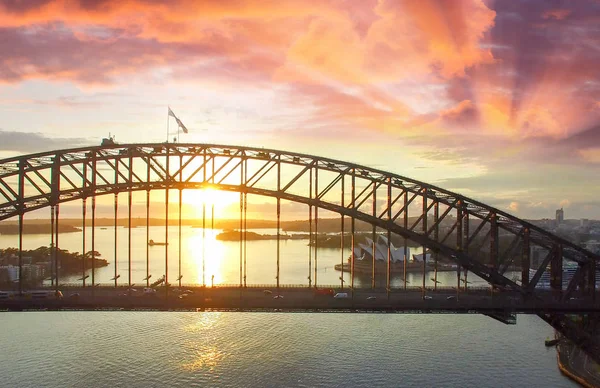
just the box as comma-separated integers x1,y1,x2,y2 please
27,290,63,299
314,288,334,297
333,293,349,299
143,288,156,295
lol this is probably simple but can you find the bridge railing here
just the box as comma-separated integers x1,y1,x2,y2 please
33,283,493,293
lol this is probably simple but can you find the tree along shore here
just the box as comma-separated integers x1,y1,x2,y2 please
0,246,108,286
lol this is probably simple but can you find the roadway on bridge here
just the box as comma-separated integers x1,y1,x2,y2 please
1,286,598,313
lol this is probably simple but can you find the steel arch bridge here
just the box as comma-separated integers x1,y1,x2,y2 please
1,143,599,359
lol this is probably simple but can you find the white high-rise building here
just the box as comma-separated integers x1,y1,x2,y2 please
556,208,564,225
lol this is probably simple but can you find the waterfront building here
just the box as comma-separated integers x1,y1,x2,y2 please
353,235,410,263
0,265,19,282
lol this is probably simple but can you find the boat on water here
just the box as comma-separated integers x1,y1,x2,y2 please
148,239,168,246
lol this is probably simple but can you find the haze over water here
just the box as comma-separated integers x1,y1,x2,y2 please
2,226,500,288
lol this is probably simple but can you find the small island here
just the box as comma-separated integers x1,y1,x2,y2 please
216,230,307,241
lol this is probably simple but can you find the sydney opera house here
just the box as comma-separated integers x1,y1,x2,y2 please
335,235,454,275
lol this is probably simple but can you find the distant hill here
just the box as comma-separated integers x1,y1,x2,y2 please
0,223,79,235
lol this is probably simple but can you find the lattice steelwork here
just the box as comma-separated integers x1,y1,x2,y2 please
0,143,599,359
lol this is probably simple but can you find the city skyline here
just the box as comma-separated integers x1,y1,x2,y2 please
0,0,599,219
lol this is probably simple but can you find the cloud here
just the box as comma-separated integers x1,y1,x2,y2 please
0,0,599,218
559,199,571,208
0,24,240,85
417,147,480,166
579,148,600,163
439,164,600,211
507,201,520,212
0,130,87,153
542,9,572,20
440,99,479,128
477,198,600,220
0,0,498,87
485,0,600,135
277,0,496,84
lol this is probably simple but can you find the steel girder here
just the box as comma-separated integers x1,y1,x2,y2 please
1,142,600,359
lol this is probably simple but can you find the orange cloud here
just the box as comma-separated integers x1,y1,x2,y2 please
1,0,599,166
368,0,496,78
579,148,600,163
277,0,496,84
0,0,497,88
440,100,478,127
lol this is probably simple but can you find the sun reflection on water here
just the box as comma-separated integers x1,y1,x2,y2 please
181,347,223,372
186,229,226,286
181,313,225,372
183,312,222,333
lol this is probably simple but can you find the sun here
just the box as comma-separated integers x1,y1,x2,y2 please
182,188,237,219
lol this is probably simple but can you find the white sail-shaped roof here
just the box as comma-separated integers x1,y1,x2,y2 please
352,235,410,262
412,253,432,262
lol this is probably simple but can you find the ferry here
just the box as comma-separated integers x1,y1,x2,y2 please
148,239,168,246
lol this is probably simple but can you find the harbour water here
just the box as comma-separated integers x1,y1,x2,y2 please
0,226,502,288
0,226,579,387
0,312,575,387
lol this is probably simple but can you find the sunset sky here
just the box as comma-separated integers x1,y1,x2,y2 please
1,0,599,220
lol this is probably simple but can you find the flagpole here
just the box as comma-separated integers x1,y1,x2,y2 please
166,106,170,143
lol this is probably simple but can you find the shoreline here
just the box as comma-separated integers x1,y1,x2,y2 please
557,339,600,388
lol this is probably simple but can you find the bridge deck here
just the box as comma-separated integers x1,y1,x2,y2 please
2,287,599,314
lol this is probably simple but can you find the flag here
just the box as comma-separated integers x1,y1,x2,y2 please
168,107,189,134
175,117,188,133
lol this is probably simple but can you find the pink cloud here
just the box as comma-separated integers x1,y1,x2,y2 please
367,0,496,78
0,24,237,85
542,9,572,20
440,100,479,128
0,0,599,176
277,0,496,84
0,0,499,89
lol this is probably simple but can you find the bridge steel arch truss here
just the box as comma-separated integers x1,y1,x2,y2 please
0,143,599,360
